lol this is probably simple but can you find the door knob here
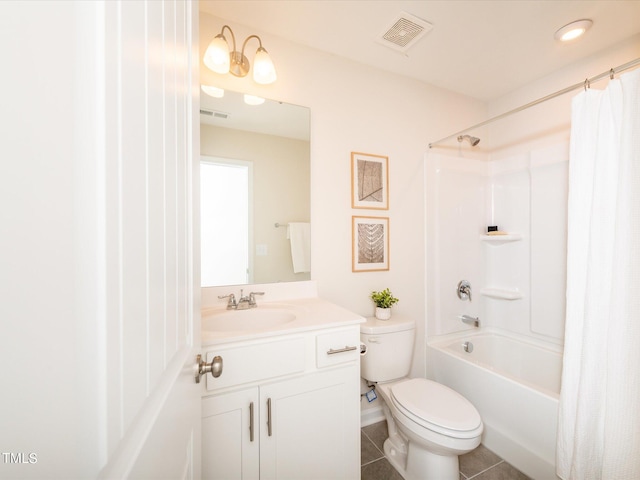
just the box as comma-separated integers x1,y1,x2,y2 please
195,354,223,383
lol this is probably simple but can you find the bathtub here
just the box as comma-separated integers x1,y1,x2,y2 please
427,331,562,479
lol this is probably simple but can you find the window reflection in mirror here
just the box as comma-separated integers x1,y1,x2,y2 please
200,90,310,287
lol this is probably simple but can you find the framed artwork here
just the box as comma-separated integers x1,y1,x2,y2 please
352,216,389,272
351,152,389,210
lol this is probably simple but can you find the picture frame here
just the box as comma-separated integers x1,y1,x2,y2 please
352,216,389,272
351,152,389,210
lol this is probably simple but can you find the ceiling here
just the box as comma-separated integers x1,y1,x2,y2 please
200,0,640,102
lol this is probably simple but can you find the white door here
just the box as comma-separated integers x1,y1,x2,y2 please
98,0,202,477
0,1,201,479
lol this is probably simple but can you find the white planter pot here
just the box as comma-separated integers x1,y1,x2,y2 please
375,307,391,320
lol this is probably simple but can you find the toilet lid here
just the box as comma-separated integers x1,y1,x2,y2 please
390,378,482,434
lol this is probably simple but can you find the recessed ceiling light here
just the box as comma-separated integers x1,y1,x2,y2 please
555,19,593,42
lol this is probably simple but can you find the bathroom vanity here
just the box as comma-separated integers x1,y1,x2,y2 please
200,291,364,480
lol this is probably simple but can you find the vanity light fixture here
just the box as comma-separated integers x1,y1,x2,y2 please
554,19,592,42
204,25,277,85
201,85,225,98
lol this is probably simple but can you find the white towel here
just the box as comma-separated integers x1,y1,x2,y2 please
287,222,311,273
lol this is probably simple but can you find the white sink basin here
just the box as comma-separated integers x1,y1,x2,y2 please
202,307,297,332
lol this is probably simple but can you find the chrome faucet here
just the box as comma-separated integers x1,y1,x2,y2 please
218,293,237,310
218,290,265,310
248,291,264,307
459,315,480,327
236,289,252,310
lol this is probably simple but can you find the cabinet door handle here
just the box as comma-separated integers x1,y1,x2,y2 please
249,402,254,442
267,398,273,437
327,345,357,355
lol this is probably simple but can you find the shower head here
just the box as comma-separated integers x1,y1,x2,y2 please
457,135,480,147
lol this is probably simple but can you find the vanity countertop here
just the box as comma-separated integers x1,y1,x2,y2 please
201,297,365,346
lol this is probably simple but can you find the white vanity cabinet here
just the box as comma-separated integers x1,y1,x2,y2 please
202,387,259,479
201,326,361,480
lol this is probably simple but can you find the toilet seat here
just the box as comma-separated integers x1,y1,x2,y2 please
390,378,482,439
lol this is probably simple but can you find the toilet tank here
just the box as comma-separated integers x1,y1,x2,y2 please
360,316,415,383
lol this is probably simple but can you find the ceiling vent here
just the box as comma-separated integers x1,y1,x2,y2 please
377,11,433,53
200,109,229,119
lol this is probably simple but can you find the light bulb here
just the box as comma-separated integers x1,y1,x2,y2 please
252,47,277,85
554,19,592,42
204,35,230,74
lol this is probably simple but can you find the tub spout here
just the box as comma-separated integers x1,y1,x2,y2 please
459,315,480,327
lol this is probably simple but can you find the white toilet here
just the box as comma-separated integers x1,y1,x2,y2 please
361,316,483,480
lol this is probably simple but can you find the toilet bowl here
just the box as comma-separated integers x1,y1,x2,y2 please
377,378,482,480
360,316,483,480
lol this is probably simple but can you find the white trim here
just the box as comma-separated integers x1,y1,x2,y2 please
360,404,385,428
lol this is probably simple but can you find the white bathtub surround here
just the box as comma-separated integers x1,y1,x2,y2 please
557,68,640,480
428,329,562,479
425,148,569,343
425,145,569,477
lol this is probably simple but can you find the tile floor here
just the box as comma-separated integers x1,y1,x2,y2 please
361,421,530,480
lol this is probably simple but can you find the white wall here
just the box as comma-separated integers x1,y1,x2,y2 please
488,34,640,156
200,12,487,379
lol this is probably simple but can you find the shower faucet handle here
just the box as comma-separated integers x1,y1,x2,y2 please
457,280,472,301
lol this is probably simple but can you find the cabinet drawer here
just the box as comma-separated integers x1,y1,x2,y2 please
316,329,360,368
206,337,305,391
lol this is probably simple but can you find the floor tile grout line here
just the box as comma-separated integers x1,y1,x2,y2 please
361,429,385,459
361,457,387,468
466,460,505,479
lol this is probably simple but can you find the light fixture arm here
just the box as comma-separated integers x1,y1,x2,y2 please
219,25,237,53
240,34,264,59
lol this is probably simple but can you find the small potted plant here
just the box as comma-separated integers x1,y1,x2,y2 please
370,288,399,320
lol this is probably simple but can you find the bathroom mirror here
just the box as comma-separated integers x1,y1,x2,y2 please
200,89,310,287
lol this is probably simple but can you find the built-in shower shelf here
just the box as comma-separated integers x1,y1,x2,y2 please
480,288,523,300
480,233,523,245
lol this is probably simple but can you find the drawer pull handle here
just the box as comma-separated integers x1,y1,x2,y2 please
327,345,357,355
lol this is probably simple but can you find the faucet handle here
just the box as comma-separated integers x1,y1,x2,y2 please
218,293,237,309
457,280,472,301
249,292,265,307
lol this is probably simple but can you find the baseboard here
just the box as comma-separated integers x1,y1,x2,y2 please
360,404,385,427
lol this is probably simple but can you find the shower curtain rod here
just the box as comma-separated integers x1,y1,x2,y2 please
428,57,640,148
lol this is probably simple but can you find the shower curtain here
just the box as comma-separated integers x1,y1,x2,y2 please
557,68,640,479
